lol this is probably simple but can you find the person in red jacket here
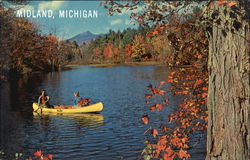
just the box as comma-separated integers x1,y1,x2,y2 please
38,91,51,108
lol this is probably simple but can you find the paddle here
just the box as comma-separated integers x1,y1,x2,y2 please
35,97,42,112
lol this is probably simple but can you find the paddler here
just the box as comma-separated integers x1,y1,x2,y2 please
38,90,51,108
73,92,82,108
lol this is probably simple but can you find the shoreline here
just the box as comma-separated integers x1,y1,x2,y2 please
62,61,196,69
63,61,164,68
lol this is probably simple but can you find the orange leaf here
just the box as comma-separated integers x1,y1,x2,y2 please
168,79,174,83
156,104,163,111
145,94,152,98
160,81,165,85
141,115,149,124
202,92,208,98
152,129,158,137
47,154,53,160
152,30,159,35
182,91,188,95
178,149,190,159
158,90,165,95
165,147,174,155
202,87,208,91
217,0,226,5
160,125,170,132
163,147,174,160
150,105,156,111
34,150,42,157
183,144,189,149
197,54,203,59
227,1,237,7
43,157,49,160
163,153,174,160
176,142,183,148
170,71,176,76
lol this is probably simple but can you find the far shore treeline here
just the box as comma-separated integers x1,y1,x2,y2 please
0,2,206,80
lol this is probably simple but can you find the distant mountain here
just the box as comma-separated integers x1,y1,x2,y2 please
68,31,101,44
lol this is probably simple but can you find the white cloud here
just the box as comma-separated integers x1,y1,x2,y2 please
110,19,123,25
38,1,65,11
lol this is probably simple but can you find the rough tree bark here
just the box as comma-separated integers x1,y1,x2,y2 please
206,2,249,160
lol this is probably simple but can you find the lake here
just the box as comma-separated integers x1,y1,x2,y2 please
0,65,206,159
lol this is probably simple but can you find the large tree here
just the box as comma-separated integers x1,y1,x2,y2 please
103,0,249,159
204,2,249,159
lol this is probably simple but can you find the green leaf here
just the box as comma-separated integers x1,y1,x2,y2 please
144,154,151,160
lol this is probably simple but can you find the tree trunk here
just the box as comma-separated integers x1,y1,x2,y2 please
206,2,249,160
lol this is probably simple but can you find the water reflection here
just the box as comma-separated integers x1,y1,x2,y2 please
33,112,104,129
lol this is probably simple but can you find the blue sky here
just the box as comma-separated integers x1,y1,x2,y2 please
17,1,139,39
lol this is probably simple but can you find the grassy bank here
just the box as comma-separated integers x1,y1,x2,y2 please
63,61,163,68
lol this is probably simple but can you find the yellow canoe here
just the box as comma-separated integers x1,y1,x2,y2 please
32,102,103,113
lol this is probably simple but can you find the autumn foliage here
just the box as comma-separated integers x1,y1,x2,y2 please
0,6,61,74
141,67,208,160
29,150,53,160
139,17,209,160
0,4,82,77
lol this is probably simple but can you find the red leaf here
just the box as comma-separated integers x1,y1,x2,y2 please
152,128,158,137
141,115,149,124
34,150,42,157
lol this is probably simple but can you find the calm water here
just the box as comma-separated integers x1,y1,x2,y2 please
0,65,206,160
